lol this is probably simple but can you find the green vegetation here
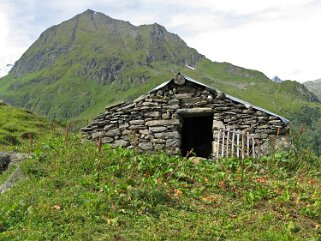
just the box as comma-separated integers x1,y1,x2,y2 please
0,165,17,186
288,106,321,156
305,78,321,101
0,102,51,147
0,135,320,240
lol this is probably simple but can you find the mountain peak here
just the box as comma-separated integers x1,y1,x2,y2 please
82,9,96,15
8,9,204,79
271,76,283,83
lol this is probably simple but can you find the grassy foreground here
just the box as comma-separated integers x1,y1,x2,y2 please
0,135,320,240
0,103,50,147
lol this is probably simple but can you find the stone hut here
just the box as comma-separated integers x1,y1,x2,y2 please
82,73,289,158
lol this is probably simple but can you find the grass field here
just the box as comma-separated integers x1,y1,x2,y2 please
0,103,51,149
0,134,320,240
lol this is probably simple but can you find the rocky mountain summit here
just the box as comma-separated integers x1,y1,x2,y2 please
10,9,203,81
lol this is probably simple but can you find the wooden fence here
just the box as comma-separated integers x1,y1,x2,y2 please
213,129,265,159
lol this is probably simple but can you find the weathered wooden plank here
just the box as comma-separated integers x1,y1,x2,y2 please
236,133,240,158
246,132,250,157
241,133,245,160
221,130,225,158
252,135,255,158
232,131,235,157
216,130,221,159
226,131,230,157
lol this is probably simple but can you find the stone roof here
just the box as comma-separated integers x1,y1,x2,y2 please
149,73,290,125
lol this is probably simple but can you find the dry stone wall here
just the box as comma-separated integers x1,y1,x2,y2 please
82,79,289,156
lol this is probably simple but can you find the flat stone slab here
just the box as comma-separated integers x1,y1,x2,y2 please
177,108,214,117
149,126,167,133
145,119,180,127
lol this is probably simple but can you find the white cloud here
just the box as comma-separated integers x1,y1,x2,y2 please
180,1,321,81
173,0,314,15
0,5,12,66
0,2,32,67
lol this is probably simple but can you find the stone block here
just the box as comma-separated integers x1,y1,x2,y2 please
152,139,166,144
138,142,153,150
129,120,145,125
166,138,180,148
110,139,128,148
162,112,171,119
149,126,167,133
122,130,131,135
92,131,104,139
268,120,282,124
142,102,159,107
144,111,161,118
96,120,108,126
155,144,165,150
129,125,145,130
106,129,120,137
155,131,179,139
215,92,226,100
257,125,269,129
119,123,129,129
139,129,149,135
177,108,213,117
181,97,206,105
102,137,113,143
193,100,208,107
168,99,179,105
146,119,180,127
121,136,130,141
163,104,180,109
215,107,230,111
207,95,214,103
174,93,192,99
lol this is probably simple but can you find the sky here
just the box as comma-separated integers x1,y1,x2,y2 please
0,0,321,82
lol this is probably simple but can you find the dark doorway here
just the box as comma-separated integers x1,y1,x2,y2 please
181,115,213,158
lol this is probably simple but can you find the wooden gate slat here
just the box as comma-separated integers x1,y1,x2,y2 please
231,132,235,157
221,130,225,158
216,130,221,159
226,131,230,157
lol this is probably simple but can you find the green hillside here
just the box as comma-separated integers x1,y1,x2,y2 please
0,10,318,122
0,135,320,240
304,78,321,101
0,101,50,147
